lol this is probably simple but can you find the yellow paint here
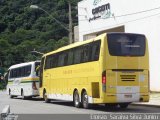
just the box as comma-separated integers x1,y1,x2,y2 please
40,33,149,104
22,77,39,81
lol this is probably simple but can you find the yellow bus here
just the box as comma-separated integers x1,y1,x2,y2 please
39,32,149,109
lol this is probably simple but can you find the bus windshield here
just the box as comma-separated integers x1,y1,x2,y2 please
107,33,146,56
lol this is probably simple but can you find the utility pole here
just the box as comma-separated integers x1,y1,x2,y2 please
30,4,73,44
68,1,73,44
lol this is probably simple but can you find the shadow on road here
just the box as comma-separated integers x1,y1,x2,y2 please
8,96,160,113
11,97,44,101
43,101,160,113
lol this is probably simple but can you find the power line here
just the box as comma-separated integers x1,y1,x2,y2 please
78,6,160,21
79,12,160,33
78,6,160,35
115,6,160,18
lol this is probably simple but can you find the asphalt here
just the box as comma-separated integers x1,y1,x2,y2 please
1,90,160,108
132,92,160,107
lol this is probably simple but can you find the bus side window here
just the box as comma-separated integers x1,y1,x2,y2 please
83,45,90,63
74,47,82,64
91,41,100,61
45,55,54,69
25,65,31,76
45,56,49,69
53,55,58,68
64,52,68,66
67,49,74,65
58,53,64,67
21,67,25,77
49,55,53,68
13,69,17,78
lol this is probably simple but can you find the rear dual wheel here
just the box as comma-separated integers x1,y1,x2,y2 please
105,104,118,109
21,90,27,100
9,89,14,99
73,90,90,109
82,91,90,109
43,90,51,103
119,103,129,108
73,90,81,108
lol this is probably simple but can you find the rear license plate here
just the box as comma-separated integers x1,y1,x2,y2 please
124,94,132,98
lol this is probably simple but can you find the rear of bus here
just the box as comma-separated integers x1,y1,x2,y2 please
7,61,40,98
103,33,149,107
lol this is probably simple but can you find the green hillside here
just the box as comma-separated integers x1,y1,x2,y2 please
0,0,80,69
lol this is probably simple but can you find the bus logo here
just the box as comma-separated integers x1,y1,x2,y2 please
93,0,101,6
89,1,112,22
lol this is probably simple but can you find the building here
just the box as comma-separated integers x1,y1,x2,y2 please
78,0,160,91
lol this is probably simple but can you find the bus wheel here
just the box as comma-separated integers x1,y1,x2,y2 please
73,90,81,108
21,90,26,100
43,90,50,103
9,89,14,99
82,91,89,109
119,103,129,109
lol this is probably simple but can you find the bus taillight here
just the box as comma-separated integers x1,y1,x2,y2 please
102,71,106,84
32,81,37,90
102,71,106,92
102,76,106,84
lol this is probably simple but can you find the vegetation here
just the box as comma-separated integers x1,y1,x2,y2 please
0,0,80,70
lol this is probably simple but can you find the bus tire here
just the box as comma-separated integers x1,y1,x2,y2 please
119,103,129,109
73,90,81,108
21,90,26,100
9,89,14,99
43,90,50,103
82,91,90,109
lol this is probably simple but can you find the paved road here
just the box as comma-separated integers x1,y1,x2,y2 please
1,91,160,114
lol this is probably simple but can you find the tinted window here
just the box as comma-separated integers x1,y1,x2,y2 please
44,40,101,69
74,47,83,64
25,65,31,76
67,50,74,65
9,65,32,78
82,45,90,62
91,41,100,61
58,52,68,67
107,33,146,56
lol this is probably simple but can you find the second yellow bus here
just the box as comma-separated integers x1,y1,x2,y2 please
39,32,149,109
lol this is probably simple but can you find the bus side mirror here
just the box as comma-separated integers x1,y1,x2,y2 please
36,71,39,77
36,66,40,77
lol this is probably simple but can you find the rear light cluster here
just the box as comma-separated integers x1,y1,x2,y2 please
102,70,106,92
102,71,106,84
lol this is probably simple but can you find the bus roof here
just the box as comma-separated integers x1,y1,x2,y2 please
9,61,40,69
43,33,106,57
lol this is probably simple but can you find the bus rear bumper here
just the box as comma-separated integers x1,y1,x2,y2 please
92,93,149,104
31,89,39,96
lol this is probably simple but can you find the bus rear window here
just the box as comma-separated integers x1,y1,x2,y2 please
107,33,146,56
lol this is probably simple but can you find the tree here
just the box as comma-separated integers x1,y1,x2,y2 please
0,0,80,69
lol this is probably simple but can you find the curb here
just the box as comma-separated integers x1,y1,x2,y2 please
131,103,160,108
